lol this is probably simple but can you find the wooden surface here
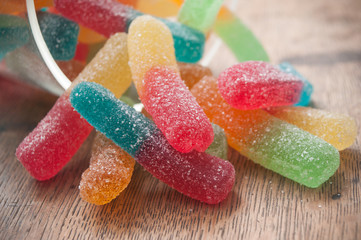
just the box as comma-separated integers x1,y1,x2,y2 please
1,0,360,239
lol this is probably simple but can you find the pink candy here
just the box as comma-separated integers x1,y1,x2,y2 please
142,66,214,153
16,94,93,181
218,61,303,110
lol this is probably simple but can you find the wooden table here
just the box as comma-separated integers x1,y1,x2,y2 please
1,0,360,239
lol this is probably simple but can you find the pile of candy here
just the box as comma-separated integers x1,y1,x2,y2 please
1,0,357,205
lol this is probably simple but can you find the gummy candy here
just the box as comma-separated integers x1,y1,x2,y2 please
26,12,79,61
178,62,212,89
218,61,303,110
79,132,135,205
78,25,107,44
214,7,269,62
191,76,340,188
0,15,29,60
205,123,228,160
16,94,93,181
54,0,205,63
278,62,314,106
177,0,223,32
266,106,357,151
70,81,235,204
128,16,213,153
16,33,132,180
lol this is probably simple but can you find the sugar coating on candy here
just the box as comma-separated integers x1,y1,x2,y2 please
55,0,204,63
178,62,213,89
218,61,303,110
192,76,340,188
0,14,29,60
29,12,79,61
127,15,178,94
70,82,235,204
266,106,357,151
16,94,93,181
178,0,223,32
278,62,314,106
159,18,205,63
54,0,132,37
214,7,269,62
142,66,214,153
71,33,132,98
15,33,132,180
205,123,228,160
70,82,156,157
79,132,135,205
136,129,235,204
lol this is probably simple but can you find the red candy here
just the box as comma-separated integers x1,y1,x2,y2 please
142,66,214,153
218,61,303,110
54,0,129,38
16,94,93,181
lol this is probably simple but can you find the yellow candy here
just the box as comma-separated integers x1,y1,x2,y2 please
266,107,357,151
70,32,132,98
127,15,178,94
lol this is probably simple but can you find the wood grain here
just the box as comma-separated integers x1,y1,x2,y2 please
0,0,360,239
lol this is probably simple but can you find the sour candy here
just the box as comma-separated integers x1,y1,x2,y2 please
54,0,205,63
278,62,313,106
0,14,29,60
266,106,357,151
205,123,228,160
27,12,79,61
128,16,213,152
178,62,213,89
192,76,340,188
214,6,269,62
16,33,132,180
178,0,223,33
70,81,235,204
79,132,135,205
218,61,303,110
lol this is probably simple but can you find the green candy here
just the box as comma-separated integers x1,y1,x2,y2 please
178,0,224,33
205,123,228,160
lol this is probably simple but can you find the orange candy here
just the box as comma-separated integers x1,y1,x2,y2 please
79,132,135,205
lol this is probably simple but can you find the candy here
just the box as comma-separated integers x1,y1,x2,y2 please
79,132,135,205
70,81,235,204
54,0,205,63
177,0,223,32
27,12,79,61
128,16,213,153
266,106,357,151
214,7,269,62
78,25,107,44
191,76,340,188
278,62,314,106
178,62,213,89
218,61,303,110
0,15,29,60
16,33,132,180
205,123,228,160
